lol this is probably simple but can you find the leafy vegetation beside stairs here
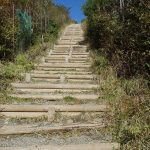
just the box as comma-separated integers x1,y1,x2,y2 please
83,0,150,149
0,0,73,104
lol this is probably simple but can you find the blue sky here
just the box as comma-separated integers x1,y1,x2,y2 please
54,0,86,23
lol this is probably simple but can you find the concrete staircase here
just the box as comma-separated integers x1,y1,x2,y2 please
0,24,119,150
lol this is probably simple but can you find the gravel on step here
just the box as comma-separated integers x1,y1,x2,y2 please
0,130,112,147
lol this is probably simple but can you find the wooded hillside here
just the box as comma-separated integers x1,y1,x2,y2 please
83,0,150,149
83,0,150,79
0,0,72,60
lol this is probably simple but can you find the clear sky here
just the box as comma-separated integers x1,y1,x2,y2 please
54,0,86,23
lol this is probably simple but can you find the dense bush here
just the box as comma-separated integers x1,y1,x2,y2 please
83,0,150,149
83,0,150,79
91,55,150,150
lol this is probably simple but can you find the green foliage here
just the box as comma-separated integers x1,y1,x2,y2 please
113,90,150,150
0,53,34,82
120,78,148,96
13,0,30,6
0,0,72,60
83,3,150,147
63,96,76,104
0,63,20,81
86,14,112,49
20,0,30,5
0,19,18,60
83,0,150,79
26,43,46,60
92,55,150,149
48,20,60,37
91,55,109,74
43,20,60,43
0,0,72,105
15,54,34,71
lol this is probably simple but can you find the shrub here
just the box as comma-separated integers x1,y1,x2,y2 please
83,0,150,148
83,0,150,79
15,54,34,71
0,63,21,80
92,55,150,149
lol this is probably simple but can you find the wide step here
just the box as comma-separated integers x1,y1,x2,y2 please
0,104,107,112
0,143,120,150
31,70,93,75
11,83,98,89
0,123,104,135
30,74,95,80
10,93,99,101
15,89,95,94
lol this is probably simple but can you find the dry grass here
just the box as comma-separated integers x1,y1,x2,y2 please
91,54,150,150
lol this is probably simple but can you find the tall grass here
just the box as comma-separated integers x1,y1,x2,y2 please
83,0,150,148
0,0,73,60
91,54,150,149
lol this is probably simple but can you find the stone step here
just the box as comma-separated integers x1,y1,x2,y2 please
64,29,83,32
63,34,84,37
61,36,85,39
64,33,84,36
0,112,103,118
65,28,82,30
0,143,120,150
54,47,70,51
59,39,84,43
10,93,98,101
45,60,89,63
28,74,95,80
0,123,104,135
61,37,84,40
45,56,89,60
14,88,95,94
42,61,90,65
51,51,87,54
54,45,87,49
31,70,93,75
52,48,87,51
62,34,83,37
0,112,48,118
0,104,107,112
57,43,85,46
54,46,87,49
47,55,89,58
57,41,80,45
64,29,83,31
53,49,87,52
44,58,90,62
68,26,82,28
65,29,82,31
47,54,90,57
60,37,83,40
47,55,89,59
73,47,88,51
32,78,96,84
36,63,90,68
53,47,87,52
55,44,85,47
36,67,90,72
52,49,87,52
50,52,89,55
11,83,98,89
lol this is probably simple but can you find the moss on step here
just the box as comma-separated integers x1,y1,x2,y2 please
63,96,77,105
